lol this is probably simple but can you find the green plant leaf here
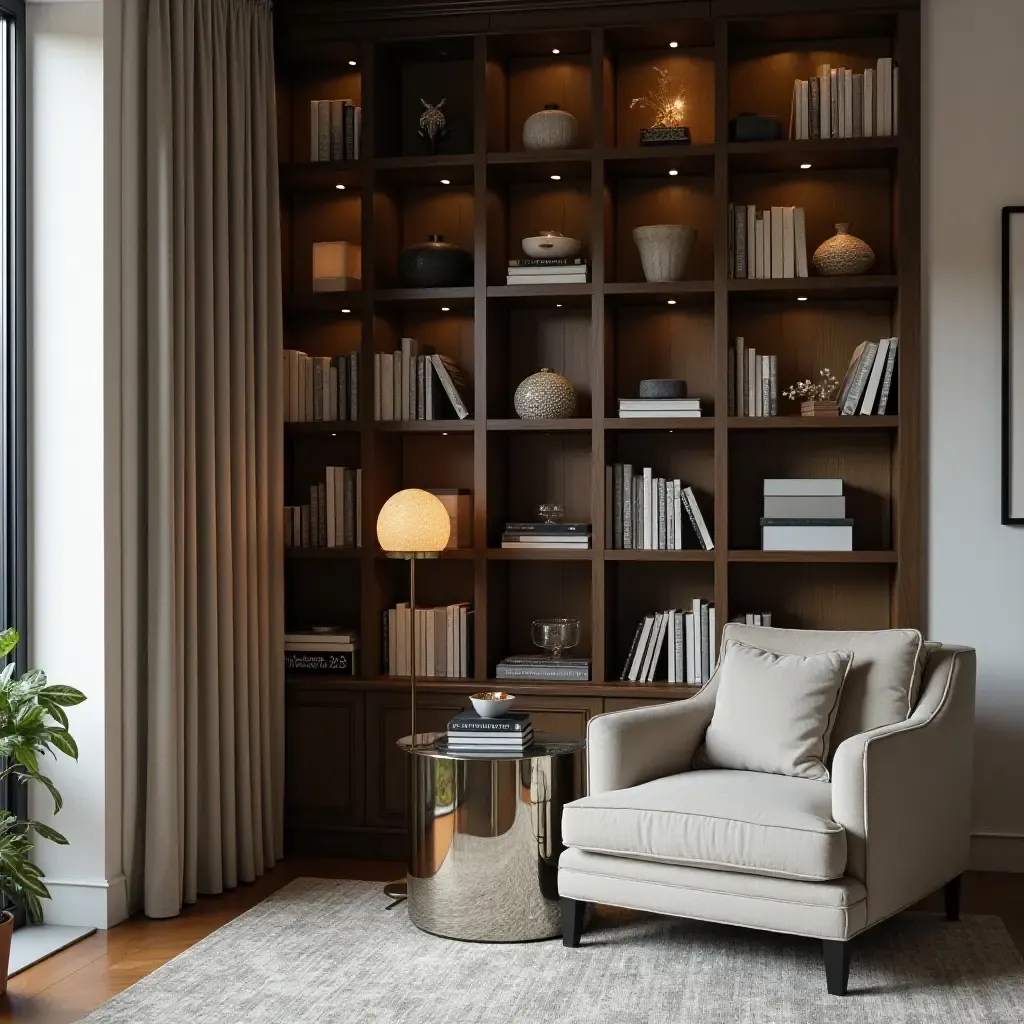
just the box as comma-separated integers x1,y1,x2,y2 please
23,893,43,924
39,685,87,707
0,662,14,686
41,700,68,730
28,821,68,845
47,729,78,760
13,744,39,776
18,669,46,691
34,773,62,815
15,704,46,731
0,628,19,659
2,857,49,899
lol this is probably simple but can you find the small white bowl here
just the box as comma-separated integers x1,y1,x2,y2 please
469,691,516,718
521,232,581,260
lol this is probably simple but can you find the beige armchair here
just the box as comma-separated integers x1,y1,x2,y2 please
558,627,976,996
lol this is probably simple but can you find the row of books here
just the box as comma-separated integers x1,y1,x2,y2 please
446,711,534,753
285,468,363,549
496,656,591,681
838,337,899,416
284,350,359,423
733,613,773,627
618,397,703,420
728,205,808,280
607,464,714,551
506,258,590,286
310,99,362,162
790,59,897,142
373,339,470,421
761,478,852,552
383,603,473,679
284,630,357,675
501,521,591,550
621,601,717,684
729,340,778,417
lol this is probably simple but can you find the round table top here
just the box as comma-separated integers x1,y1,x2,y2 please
397,731,584,762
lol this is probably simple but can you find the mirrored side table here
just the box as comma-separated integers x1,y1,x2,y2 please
398,732,584,942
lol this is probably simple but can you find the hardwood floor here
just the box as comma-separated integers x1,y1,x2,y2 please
0,863,1021,1022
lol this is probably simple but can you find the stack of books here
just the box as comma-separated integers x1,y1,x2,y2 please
283,350,359,422
729,338,778,417
732,612,773,627
621,601,716,684
506,258,590,286
790,59,897,141
446,711,534,754
617,397,702,419
496,656,590,681
374,340,471,421
607,464,714,551
727,205,808,280
501,522,591,550
285,467,362,549
383,602,473,678
310,99,362,161
285,629,358,675
839,337,899,416
761,479,853,551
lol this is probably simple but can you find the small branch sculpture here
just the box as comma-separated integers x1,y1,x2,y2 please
630,67,688,128
783,368,839,404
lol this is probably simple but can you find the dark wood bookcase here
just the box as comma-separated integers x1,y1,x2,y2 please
275,0,921,857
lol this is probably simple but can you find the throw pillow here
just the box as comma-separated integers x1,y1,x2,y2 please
694,639,853,781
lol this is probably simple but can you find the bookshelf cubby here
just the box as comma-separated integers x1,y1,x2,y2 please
276,0,921,856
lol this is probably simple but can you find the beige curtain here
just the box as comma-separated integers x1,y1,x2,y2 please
115,0,284,918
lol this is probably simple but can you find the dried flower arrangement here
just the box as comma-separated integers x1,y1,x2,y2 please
783,368,840,416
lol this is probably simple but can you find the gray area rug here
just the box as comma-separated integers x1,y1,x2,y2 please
82,878,1024,1023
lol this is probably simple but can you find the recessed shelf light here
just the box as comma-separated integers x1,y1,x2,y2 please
552,48,560,55
335,183,346,190
556,303,563,308
667,299,677,305
441,306,451,312
341,308,352,314
348,60,357,67
331,433,338,438
669,41,679,48
550,174,561,181
440,178,451,185
442,432,449,436
668,169,679,176
800,162,812,170
797,296,808,302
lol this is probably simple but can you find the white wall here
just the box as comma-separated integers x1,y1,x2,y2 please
925,0,1024,871
27,0,126,927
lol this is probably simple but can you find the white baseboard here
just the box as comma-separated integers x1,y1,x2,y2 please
42,873,129,929
969,832,1024,873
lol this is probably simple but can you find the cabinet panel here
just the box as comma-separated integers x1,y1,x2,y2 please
285,685,365,830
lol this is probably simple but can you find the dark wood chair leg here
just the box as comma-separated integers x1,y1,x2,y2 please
823,940,850,996
945,874,962,921
560,897,585,948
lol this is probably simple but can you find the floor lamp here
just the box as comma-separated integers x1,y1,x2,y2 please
377,488,451,902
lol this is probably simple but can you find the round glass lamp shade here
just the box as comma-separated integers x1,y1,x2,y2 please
376,488,451,554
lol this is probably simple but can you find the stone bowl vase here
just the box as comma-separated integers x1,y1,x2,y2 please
812,223,875,276
521,230,581,260
632,225,697,282
523,104,579,150
514,368,577,419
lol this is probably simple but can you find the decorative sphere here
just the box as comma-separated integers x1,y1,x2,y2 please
376,488,451,553
514,369,577,419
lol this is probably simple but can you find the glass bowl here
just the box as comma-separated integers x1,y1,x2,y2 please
531,618,580,659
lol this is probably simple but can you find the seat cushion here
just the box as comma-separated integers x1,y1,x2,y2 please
719,624,924,753
562,769,846,882
693,640,852,781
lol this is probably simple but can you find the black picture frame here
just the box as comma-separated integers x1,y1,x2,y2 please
1003,206,1024,525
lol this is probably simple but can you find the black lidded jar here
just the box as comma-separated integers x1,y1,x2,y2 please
398,234,473,288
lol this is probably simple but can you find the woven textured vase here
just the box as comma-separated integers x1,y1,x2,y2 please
514,369,577,419
522,105,579,150
632,225,697,282
812,223,875,277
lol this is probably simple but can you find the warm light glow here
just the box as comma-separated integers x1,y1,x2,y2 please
441,306,450,312
440,178,451,185
667,299,677,305
552,48,560,54
349,60,357,67
341,308,352,314
377,489,451,553
556,303,563,308
800,163,812,170
550,174,561,181
797,296,808,302
335,183,346,190
668,169,679,176
669,41,679,48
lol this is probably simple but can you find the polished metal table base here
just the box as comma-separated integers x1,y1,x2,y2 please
399,733,582,942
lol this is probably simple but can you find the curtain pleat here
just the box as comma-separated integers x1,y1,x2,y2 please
122,0,283,919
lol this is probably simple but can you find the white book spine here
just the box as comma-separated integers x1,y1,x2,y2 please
819,65,831,140
673,480,683,551
746,206,756,278
754,350,763,416
643,467,654,551
770,207,784,279
735,336,745,417
690,599,702,683
794,208,809,278
329,100,344,161
783,206,795,279
754,214,765,280
864,69,874,137
763,209,772,281
709,605,717,672
747,346,757,418
668,612,676,684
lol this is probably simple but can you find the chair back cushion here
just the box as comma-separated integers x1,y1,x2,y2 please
720,624,925,755
694,639,852,781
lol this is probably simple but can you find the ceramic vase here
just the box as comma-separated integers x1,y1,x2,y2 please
812,223,875,276
514,369,577,419
632,225,697,282
522,105,578,150
398,235,472,288
521,230,581,259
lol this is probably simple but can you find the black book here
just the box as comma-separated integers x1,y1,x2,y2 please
448,711,532,733
620,620,645,680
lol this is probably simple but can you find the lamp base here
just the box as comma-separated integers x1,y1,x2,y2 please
383,878,407,906
384,551,441,560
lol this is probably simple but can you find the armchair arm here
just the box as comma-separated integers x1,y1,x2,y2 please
831,645,975,928
587,676,719,795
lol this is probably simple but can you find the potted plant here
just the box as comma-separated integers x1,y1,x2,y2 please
0,628,85,992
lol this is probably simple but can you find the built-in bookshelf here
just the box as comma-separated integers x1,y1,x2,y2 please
275,0,920,857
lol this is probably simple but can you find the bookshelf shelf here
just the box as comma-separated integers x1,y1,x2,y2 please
277,0,921,858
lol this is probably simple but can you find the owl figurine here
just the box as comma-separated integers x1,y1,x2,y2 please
417,97,450,153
